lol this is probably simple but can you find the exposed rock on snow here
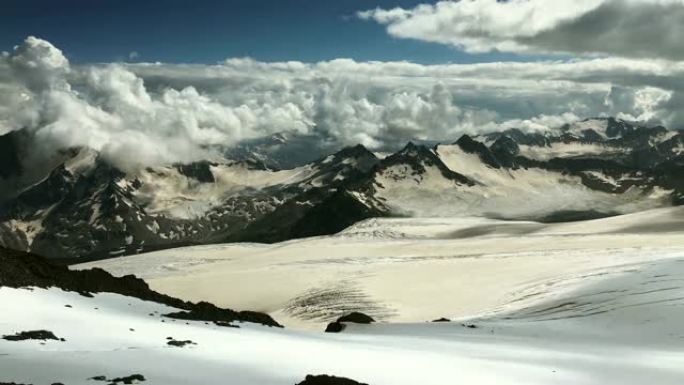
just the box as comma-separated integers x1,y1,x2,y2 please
296,375,369,385
89,374,146,384
166,338,196,348
164,301,281,328
325,312,375,333
337,312,375,324
431,318,451,323
2,330,62,342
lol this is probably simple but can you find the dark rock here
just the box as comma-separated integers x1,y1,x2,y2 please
605,117,635,138
2,330,61,341
432,318,451,323
89,374,145,384
456,135,502,169
337,312,375,324
164,301,282,328
289,190,385,240
166,339,196,347
110,374,146,384
214,321,240,328
175,161,216,183
327,145,379,174
482,128,550,147
324,322,346,333
490,135,520,168
296,374,369,385
325,312,375,333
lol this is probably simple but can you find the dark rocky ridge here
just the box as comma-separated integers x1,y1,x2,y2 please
0,246,281,327
0,144,385,261
482,127,550,147
375,142,474,186
456,134,502,169
216,145,383,244
489,135,521,168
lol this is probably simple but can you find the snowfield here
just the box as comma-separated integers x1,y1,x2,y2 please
78,206,684,329
2,207,683,384
3,256,684,385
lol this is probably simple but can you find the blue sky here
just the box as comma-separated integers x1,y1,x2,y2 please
0,0,526,64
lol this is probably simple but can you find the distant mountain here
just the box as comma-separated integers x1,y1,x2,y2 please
224,132,342,170
0,139,382,260
1,118,682,260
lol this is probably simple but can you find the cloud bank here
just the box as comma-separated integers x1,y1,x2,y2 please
359,0,684,60
0,36,682,170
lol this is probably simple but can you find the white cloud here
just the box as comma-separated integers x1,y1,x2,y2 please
360,0,684,60
8,35,70,91
0,36,681,171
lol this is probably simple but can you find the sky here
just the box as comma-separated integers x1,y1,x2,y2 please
0,0,523,64
1,0,684,170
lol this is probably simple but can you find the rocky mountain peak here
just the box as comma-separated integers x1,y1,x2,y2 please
455,134,501,169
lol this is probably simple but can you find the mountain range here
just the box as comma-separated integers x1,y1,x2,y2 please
0,117,682,261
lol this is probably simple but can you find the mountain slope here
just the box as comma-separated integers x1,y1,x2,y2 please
0,144,381,260
1,118,682,260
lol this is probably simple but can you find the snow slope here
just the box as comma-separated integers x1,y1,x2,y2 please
129,162,318,220
3,257,684,385
517,142,627,161
78,207,684,329
366,143,670,219
4,207,684,384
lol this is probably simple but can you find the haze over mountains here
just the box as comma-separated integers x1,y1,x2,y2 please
0,117,682,261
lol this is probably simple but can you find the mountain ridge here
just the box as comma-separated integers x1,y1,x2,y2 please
1,118,682,261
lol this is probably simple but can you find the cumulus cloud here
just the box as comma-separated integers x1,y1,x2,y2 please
0,36,681,171
126,55,681,129
359,0,684,60
1,37,312,170
7,36,70,91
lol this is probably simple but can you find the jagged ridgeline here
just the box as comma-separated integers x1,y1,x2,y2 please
0,117,682,261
